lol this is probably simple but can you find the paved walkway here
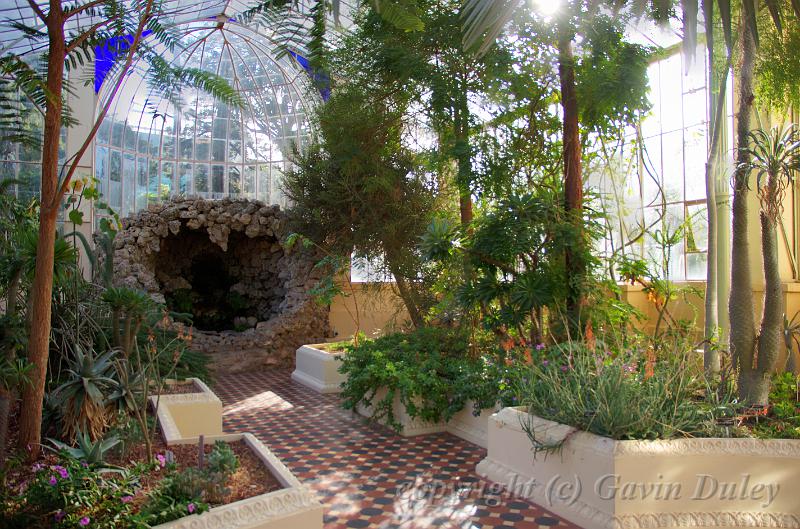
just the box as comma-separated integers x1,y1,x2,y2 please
215,370,579,529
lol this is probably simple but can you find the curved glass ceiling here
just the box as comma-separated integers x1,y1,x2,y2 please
95,21,317,216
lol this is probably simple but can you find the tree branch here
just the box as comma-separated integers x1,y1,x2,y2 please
64,0,106,19
26,0,46,23
65,17,119,54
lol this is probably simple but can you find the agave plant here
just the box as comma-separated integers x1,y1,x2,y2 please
52,347,118,441
48,430,121,467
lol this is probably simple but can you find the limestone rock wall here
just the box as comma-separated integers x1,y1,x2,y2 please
109,197,331,372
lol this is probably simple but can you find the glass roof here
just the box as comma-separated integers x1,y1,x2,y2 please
0,0,355,56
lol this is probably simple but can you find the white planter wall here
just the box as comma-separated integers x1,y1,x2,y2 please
151,378,223,445
476,407,800,529
292,345,346,394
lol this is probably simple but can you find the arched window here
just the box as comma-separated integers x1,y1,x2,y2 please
95,21,317,217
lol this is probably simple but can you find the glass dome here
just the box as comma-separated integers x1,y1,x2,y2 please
94,21,318,217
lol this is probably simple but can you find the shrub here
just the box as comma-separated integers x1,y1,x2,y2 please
339,327,522,430
3,456,147,529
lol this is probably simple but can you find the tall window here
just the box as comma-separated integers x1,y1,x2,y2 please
595,45,730,282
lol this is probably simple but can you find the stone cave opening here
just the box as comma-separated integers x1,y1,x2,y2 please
153,228,287,332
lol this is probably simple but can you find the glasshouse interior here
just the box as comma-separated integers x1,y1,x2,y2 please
1,0,800,528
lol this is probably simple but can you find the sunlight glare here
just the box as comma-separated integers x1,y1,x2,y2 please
532,0,561,18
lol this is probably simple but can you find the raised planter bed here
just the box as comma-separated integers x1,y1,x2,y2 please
291,344,347,394
446,401,499,449
355,387,446,436
153,433,323,529
476,407,800,529
151,378,223,445
355,390,496,445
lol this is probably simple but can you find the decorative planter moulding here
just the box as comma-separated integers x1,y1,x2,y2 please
476,407,800,529
292,344,347,394
152,433,323,529
151,378,223,445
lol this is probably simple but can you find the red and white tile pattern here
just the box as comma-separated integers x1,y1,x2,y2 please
215,370,580,529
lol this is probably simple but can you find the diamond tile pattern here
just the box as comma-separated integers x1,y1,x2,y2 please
215,370,580,529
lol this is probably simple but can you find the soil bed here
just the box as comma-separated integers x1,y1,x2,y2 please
158,380,201,394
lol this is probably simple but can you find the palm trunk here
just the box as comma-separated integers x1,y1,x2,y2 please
745,212,782,404
729,20,757,400
17,3,65,459
557,19,584,330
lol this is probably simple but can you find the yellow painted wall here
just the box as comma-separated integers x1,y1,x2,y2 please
328,282,410,340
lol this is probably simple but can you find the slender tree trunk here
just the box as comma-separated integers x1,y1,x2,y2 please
729,21,757,398
702,0,719,377
0,390,10,467
392,272,424,328
557,19,584,329
17,4,65,459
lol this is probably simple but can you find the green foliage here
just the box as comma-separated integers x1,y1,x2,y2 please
575,17,652,133
519,343,731,441
48,431,121,467
3,456,148,529
283,83,438,324
206,441,239,476
756,12,800,110
752,373,800,439
423,190,609,342
140,467,210,525
339,327,519,430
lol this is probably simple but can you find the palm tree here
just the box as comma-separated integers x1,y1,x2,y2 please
736,125,800,403
1,0,242,459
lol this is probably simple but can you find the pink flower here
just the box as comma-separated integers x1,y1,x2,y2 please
53,465,69,479
79,516,90,526
32,463,43,472
535,343,546,351
542,360,549,367
187,503,196,514
156,454,166,468
48,475,58,486
560,365,569,372
121,495,133,504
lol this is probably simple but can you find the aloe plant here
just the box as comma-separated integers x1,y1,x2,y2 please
52,347,118,441
48,430,121,466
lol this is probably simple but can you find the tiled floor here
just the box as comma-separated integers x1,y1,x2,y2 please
215,370,579,529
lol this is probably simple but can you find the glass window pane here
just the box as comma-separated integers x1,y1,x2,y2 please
195,163,209,193
212,164,224,195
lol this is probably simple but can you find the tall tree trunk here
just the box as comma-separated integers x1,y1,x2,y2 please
729,20,757,398
702,0,732,377
0,390,10,467
453,90,473,226
17,3,65,459
746,212,782,404
557,19,584,330
702,0,718,376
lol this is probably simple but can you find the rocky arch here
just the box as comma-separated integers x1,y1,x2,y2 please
109,197,330,372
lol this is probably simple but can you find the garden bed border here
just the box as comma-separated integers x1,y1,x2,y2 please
152,432,323,529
